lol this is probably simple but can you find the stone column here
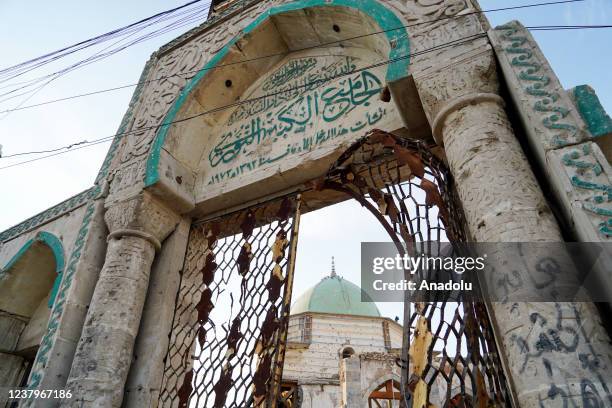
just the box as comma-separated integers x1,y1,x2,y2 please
123,217,190,407
63,192,179,407
414,49,612,406
340,355,361,408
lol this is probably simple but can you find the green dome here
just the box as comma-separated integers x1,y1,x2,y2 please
291,274,381,317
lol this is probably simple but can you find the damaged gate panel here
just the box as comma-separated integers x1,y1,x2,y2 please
317,130,510,407
158,197,301,408
158,130,511,407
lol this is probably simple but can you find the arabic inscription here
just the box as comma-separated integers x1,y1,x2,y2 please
205,54,397,185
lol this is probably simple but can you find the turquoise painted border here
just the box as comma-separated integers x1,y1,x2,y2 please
144,0,410,187
573,85,612,138
1,231,65,309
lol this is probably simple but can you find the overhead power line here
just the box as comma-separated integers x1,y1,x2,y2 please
2,21,607,166
0,32,489,169
0,0,213,118
2,16,600,171
0,0,208,82
0,0,582,80
528,24,612,30
0,138,116,170
0,0,586,114
0,8,211,104
0,0,599,168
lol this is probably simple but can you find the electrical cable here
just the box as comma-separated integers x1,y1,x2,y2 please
2,16,607,168
0,5,214,122
0,32,489,168
0,2,604,167
0,0,214,125
0,0,213,107
0,0,209,82
0,0,586,112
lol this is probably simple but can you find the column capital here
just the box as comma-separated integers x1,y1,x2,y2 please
104,191,180,250
413,49,500,145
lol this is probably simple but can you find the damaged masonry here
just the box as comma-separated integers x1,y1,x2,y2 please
1,0,612,407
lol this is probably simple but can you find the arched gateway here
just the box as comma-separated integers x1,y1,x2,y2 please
1,0,612,407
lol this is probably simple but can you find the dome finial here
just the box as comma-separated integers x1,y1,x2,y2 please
331,256,337,277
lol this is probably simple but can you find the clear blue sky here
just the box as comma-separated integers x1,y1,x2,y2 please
0,0,610,318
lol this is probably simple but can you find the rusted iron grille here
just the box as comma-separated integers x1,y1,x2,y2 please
318,130,510,407
158,197,300,408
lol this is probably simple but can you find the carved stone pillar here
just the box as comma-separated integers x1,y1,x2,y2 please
62,192,179,407
414,49,612,406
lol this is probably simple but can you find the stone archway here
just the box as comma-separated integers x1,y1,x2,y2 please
142,0,411,218
154,130,511,407
56,0,612,406
0,231,65,402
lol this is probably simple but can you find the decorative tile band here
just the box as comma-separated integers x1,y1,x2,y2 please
492,21,611,239
494,21,585,148
563,143,612,237
572,85,612,138
0,186,99,244
24,201,97,400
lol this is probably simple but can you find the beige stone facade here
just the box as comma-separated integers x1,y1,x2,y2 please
1,0,611,407
282,311,402,407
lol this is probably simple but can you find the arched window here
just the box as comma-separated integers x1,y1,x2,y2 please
341,347,355,359
0,231,65,391
297,314,312,343
368,379,401,408
382,320,391,349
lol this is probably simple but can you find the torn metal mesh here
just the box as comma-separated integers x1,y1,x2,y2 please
158,197,299,408
158,130,509,407
320,130,510,407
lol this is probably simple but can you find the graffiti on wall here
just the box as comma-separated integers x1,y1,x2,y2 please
204,54,397,185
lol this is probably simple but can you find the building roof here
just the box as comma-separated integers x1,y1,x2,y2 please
291,259,381,317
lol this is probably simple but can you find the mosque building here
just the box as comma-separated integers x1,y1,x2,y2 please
1,0,611,405
280,260,403,407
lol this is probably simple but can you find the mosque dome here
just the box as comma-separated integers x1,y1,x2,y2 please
291,258,381,317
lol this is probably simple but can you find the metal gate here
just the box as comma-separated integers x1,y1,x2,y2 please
158,130,510,407
158,197,301,408
316,130,510,407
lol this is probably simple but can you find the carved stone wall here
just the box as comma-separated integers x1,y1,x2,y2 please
489,21,612,243
9,2,612,407
413,33,612,406
97,0,486,208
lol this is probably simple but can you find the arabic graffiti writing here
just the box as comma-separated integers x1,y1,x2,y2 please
206,55,392,185
509,302,612,407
